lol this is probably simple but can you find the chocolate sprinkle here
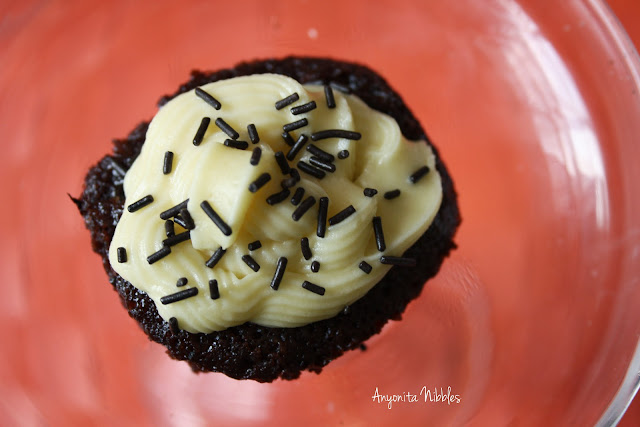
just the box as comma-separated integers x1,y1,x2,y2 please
297,161,326,179
275,92,299,110
384,189,401,200
147,246,171,264
291,101,317,115
286,133,309,161
311,130,361,141
282,131,295,146
302,281,325,296
311,261,320,273
373,216,386,252
193,117,211,146
200,201,232,236
309,156,336,172
224,139,249,150
161,288,198,305
247,123,260,144
215,118,239,139
281,177,296,189
163,151,174,174
169,317,180,334
250,147,262,166
324,85,336,109
248,240,262,251
127,195,154,213
266,188,291,205
160,199,189,220
359,261,372,274
209,279,220,299
283,118,308,133
337,150,350,159
165,220,175,237
205,247,226,268
363,188,378,197
380,255,417,267
195,87,221,110
292,196,316,221
270,257,288,290
306,144,335,162
248,172,271,193
275,151,291,174
328,205,356,226
117,247,127,263
176,277,188,287
317,197,328,238
290,168,300,182
409,165,430,183
301,237,312,260
291,187,305,205
242,254,261,272
178,208,195,230
163,230,191,247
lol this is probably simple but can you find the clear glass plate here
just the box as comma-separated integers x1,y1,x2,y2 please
2,0,639,425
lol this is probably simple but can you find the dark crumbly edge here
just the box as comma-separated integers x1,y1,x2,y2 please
73,56,461,382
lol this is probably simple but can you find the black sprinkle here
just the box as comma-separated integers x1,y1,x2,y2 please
248,240,262,251
169,317,180,334
179,208,195,230
106,157,126,177
193,117,211,146
270,257,288,290
224,139,249,150
127,195,154,212
163,231,191,247
311,261,320,273
337,150,350,159
292,196,316,221
160,199,189,220
147,246,171,264
275,151,291,174
117,247,127,263
286,133,309,161
328,205,356,226
324,85,336,109
291,101,317,115
306,144,335,162
242,254,261,272
301,237,312,260
215,118,239,139
201,201,232,236
380,255,417,267
291,187,305,205
289,168,300,182
165,220,175,237
281,177,296,189
317,197,328,238
282,131,295,146
161,288,198,305
205,247,226,268
250,147,262,166
359,261,372,274
297,161,326,179
247,124,260,144
309,156,336,172
302,281,325,296
173,215,188,230
311,130,361,141
283,118,308,133
163,151,174,174
384,189,401,200
266,188,291,205
330,82,351,93
195,87,221,110
176,277,188,287
410,165,431,183
373,216,386,252
275,92,299,110
209,279,220,299
248,172,271,193
363,188,378,197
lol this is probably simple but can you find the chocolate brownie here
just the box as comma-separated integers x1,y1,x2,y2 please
73,57,460,382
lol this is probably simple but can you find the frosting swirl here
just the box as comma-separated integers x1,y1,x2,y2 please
108,74,442,333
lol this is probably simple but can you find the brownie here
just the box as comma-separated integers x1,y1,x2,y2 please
73,57,460,382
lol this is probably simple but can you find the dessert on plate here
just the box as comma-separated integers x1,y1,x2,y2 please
74,57,460,382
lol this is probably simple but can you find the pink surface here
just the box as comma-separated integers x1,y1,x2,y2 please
1,0,640,425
